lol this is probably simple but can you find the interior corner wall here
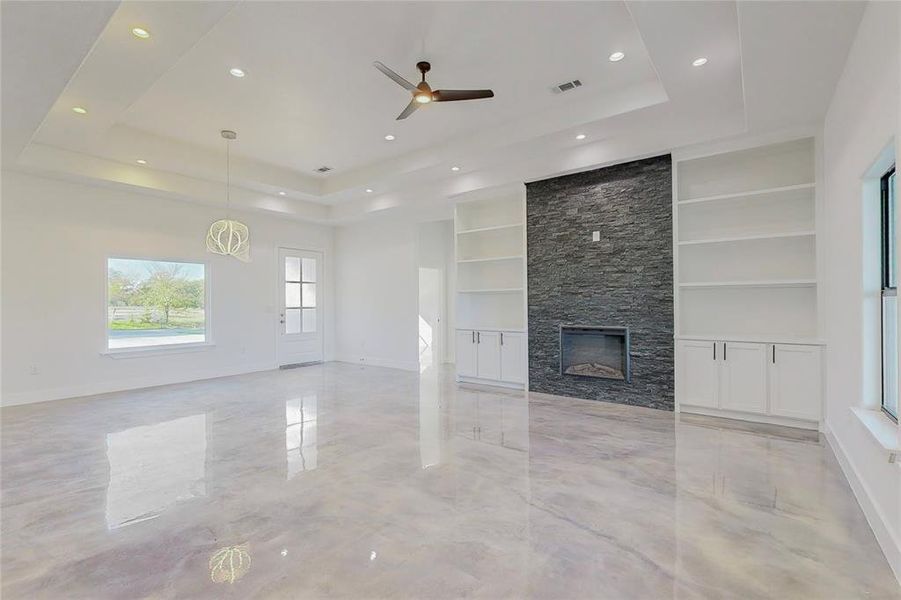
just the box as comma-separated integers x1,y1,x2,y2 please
334,218,420,371
0,170,336,407
821,0,901,582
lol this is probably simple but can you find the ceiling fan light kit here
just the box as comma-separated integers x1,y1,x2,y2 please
373,60,494,120
206,130,251,262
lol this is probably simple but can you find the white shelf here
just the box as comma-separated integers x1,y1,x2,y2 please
676,334,826,346
678,183,815,206
678,230,816,246
679,279,817,289
457,326,526,333
456,223,523,235
456,255,523,264
458,288,524,294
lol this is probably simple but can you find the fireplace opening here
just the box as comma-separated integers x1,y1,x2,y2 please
560,326,631,383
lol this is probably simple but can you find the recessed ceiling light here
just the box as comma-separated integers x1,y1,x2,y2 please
229,67,245,78
278,191,286,196
131,27,150,39
136,159,147,165
384,134,395,141
608,51,625,62
451,166,460,172
71,106,87,115
692,57,708,67
576,134,586,140
365,188,373,193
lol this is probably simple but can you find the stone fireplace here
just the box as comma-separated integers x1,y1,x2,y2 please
560,326,630,383
526,154,673,410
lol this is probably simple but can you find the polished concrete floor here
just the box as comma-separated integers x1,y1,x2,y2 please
1,362,898,599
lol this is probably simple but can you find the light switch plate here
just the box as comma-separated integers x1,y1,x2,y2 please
592,231,600,242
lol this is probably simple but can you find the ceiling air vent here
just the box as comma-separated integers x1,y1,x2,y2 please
553,79,582,94
314,166,333,173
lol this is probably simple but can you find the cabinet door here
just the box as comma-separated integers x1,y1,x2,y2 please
719,342,768,414
677,340,719,408
499,332,526,383
769,345,822,421
476,331,501,380
455,330,478,377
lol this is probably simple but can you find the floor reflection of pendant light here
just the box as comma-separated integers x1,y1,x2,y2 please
206,130,251,262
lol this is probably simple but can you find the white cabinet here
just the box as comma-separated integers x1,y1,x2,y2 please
677,340,718,408
676,339,822,427
500,332,526,384
456,329,526,387
476,331,502,380
456,330,478,377
719,342,768,414
769,344,822,421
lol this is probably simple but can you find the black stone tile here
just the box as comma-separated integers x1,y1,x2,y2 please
526,154,674,411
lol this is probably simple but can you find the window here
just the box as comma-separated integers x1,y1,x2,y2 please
284,256,317,333
107,258,207,350
881,166,897,419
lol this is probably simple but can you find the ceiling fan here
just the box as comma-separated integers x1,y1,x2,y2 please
373,60,494,120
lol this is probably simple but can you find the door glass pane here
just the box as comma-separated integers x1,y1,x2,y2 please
285,309,301,334
302,308,316,332
883,294,898,418
302,283,316,307
285,257,301,282
285,283,301,308
302,257,316,282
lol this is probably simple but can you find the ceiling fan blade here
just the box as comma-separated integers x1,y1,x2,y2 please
432,89,494,102
396,99,419,120
373,61,416,91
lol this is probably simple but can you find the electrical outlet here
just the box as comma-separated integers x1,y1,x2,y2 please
28,365,39,375
592,231,600,242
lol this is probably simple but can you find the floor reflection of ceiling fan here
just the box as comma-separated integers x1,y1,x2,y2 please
373,60,495,120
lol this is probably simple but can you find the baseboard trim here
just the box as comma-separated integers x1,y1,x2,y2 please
457,375,525,390
678,404,820,431
825,424,901,584
1,362,276,408
332,356,419,372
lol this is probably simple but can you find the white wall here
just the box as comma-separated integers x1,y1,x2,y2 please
821,0,901,581
334,218,419,371
417,220,456,363
1,170,335,406
333,217,455,372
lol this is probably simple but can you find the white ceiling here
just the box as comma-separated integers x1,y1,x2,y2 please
2,1,865,223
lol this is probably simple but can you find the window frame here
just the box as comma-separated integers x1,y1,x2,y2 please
104,256,213,355
880,166,897,421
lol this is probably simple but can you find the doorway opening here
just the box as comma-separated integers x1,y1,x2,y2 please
418,266,444,371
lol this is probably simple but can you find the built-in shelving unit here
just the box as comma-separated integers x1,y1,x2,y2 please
674,137,824,430
674,137,819,341
454,186,527,331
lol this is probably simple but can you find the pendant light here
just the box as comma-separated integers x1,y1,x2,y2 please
206,129,251,262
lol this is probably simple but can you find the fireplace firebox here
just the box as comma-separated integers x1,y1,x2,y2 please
559,326,631,383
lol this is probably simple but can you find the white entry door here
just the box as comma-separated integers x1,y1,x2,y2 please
278,248,323,366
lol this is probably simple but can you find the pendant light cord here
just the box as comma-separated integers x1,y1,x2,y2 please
225,138,231,219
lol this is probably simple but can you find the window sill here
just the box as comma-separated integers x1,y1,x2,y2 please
101,342,215,359
851,407,901,462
